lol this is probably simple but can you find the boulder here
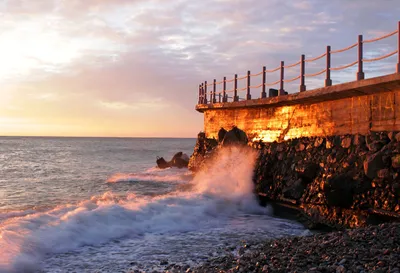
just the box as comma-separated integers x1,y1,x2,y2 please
395,132,400,142
392,154,400,168
366,141,384,152
295,142,305,152
217,127,227,143
363,151,385,179
314,137,324,148
283,178,305,200
353,134,365,146
157,151,190,169
300,163,320,182
377,169,390,179
221,126,248,146
341,136,352,149
324,174,355,208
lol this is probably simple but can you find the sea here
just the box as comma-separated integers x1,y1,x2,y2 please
0,137,308,273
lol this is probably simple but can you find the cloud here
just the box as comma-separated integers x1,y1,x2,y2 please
0,0,399,136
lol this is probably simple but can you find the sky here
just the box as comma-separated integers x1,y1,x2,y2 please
0,0,399,137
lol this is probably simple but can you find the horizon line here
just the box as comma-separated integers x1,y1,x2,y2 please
0,135,197,139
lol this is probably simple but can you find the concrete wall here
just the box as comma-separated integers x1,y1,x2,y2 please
202,88,400,142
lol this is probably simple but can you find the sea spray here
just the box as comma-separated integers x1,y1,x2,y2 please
192,145,268,215
0,145,303,273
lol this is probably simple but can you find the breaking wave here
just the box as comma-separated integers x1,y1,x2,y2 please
0,146,301,273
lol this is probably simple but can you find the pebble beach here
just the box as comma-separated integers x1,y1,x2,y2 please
155,222,400,273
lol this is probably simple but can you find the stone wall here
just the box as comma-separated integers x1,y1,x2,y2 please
203,90,400,143
253,132,400,229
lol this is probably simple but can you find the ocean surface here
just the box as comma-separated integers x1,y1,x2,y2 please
0,137,308,273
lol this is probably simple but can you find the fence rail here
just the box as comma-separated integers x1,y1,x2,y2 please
197,21,400,105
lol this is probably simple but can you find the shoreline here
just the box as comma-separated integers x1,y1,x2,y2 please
157,222,399,273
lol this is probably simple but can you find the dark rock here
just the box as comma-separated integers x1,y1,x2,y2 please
363,152,385,179
395,132,400,142
295,142,305,152
353,134,365,146
283,178,305,200
341,136,352,149
157,152,190,169
366,141,384,152
388,131,396,142
221,126,248,146
299,163,320,183
324,174,355,208
392,154,400,168
217,127,227,143
377,169,390,179
314,137,324,148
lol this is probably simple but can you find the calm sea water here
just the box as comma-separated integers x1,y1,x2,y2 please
0,137,307,273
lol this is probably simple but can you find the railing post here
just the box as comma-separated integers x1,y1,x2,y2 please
325,46,332,87
397,21,400,73
300,55,306,92
246,70,251,100
279,61,284,95
357,35,365,80
204,81,208,104
234,74,239,101
198,84,201,104
212,79,216,103
201,83,204,104
223,77,227,102
261,66,266,98
209,81,213,103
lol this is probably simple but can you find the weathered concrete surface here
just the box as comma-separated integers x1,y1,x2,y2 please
196,73,400,142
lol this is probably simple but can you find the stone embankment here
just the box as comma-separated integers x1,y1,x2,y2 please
254,132,400,229
189,129,400,229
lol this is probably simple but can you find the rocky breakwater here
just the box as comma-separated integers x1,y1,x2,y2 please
188,127,248,171
254,132,400,229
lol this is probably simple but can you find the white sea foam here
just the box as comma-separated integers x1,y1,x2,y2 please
0,146,304,273
106,168,192,183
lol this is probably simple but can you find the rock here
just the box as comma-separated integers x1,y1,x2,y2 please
295,142,305,152
388,131,396,141
221,126,248,146
377,169,390,179
392,154,400,168
299,163,320,182
336,265,346,273
188,132,218,171
363,152,385,179
314,137,324,148
283,178,305,200
217,127,227,143
366,141,384,152
395,132,400,142
341,137,352,149
326,140,333,149
324,174,355,208
171,152,190,168
353,134,365,146
157,152,190,169
156,157,169,169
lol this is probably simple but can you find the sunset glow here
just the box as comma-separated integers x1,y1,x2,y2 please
0,0,399,137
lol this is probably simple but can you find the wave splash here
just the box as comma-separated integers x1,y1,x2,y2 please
0,146,272,272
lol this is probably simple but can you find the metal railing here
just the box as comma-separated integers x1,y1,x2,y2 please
197,21,400,105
